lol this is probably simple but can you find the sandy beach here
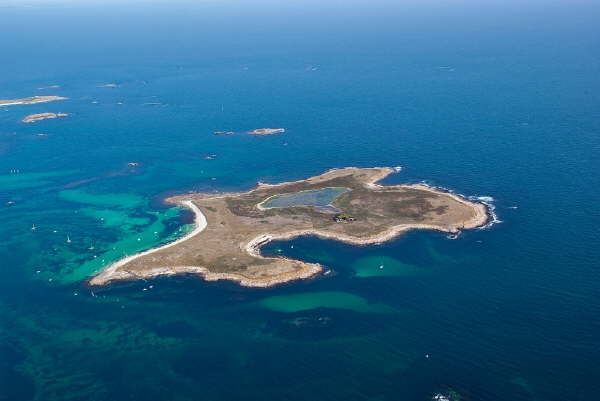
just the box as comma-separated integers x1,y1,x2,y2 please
88,200,207,285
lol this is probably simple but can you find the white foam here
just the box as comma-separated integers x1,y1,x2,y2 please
467,195,502,229
475,195,495,202
414,181,501,230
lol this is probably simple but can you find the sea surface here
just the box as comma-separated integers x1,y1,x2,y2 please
1,1,599,400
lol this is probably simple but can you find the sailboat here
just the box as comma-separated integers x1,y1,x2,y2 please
31,224,37,231
66,235,72,243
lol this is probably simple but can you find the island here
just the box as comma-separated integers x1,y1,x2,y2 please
0,95,67,106
212,128,285,136
90,167,488,288
21,113,69,123
248,128,285,135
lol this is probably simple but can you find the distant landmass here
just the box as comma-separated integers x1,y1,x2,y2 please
213,128,285,136
248,128,285,135
0,95,67,106
36,85,61,90
21,112,69,123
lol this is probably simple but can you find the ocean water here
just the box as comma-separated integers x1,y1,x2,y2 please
1,1,600,400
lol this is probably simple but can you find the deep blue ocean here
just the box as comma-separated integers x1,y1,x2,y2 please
1,1,599,400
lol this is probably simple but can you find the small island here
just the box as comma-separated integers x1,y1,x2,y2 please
0,95,67,106
212,128,285,136
248,128,285,135
22,112,69,123
90,167,488,288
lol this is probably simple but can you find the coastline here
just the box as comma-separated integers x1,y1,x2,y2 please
88,200,207,285
89,168,489,288
89,198,323,288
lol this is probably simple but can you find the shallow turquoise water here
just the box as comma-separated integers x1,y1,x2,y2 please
1,1,600,401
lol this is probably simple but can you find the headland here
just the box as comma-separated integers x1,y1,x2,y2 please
89,167,488,287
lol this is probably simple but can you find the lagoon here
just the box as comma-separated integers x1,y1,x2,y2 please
260,187,349,212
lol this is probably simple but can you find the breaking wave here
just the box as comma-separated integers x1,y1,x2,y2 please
415,181,501,230
468,195,502,229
